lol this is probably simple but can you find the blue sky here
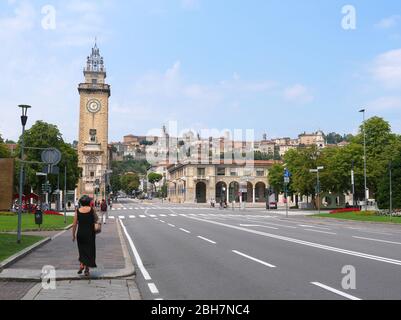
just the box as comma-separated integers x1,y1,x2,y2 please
1,0,401,143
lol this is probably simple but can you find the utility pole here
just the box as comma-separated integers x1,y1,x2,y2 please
17,105,31,244
359,109,368,211
64,165,67,224
310,166,324,215
389,161,393,222
351,160,355,208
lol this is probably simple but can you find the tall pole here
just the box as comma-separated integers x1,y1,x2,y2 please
361,109,368,211
317,170,321,215
17,124,26,244
17,105,30,244
351,160,355,208
64,165,67,224
389,161,393,222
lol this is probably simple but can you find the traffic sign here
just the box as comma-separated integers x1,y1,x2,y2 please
41,148,62,166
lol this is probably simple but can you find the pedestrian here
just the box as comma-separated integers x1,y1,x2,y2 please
72,195,99,277
100,199,108,224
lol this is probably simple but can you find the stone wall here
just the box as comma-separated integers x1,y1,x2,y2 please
0,158,15,211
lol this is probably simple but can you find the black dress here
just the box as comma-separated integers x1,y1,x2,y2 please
77,209,97,268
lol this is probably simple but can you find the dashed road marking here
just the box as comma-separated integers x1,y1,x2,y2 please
179,228,191,234
148,283,160,295
197,236,217,244
352,236,401,245
304,229,337,235
232,250,276,268
311,282,361,300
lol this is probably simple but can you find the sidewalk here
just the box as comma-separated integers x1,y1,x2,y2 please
0,217,141,300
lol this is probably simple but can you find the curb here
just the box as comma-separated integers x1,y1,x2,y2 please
0,237,51,272
0,221,135,282
0,225,73,273
310,216,401,226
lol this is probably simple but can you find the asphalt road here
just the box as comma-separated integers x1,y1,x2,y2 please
112,199,401,300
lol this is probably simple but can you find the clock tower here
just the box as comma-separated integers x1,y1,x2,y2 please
77,43,111,199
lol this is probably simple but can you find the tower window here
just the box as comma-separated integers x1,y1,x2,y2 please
92,79,98,84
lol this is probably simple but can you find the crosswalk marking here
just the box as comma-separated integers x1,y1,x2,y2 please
119,216,125,219
129,215,136,219
139,215,146,218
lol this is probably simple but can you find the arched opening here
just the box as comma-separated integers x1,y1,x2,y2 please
246,182,254,203
216,182,228,203
229,182,240,203
255,182,266,203
195,182,207,203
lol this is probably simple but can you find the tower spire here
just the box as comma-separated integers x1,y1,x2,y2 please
85,40,104,73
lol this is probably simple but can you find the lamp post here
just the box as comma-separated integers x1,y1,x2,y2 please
17,105,31,244
310,166,324,215
389,161,393,222
359,109,368,211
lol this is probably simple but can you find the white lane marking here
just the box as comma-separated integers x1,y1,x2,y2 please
129,208,133,210
109,216,115,220
183,215,401,267
353,236,401,245
129,215,136,219
311,282,361,300
160,220,166,223
304,229,337,235
160,214,167,217
118,219,151,281
169,214,177,217
168,224,176,227
245,219,297,229
139,215,146,218
299,225,331,231
197,236,217,244
232,250,276,268
179,228,191,234
239,224,279,230
148,283,159,295
149,215,156,218
119,216,125,219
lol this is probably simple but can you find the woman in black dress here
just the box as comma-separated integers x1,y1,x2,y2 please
72,196,98,276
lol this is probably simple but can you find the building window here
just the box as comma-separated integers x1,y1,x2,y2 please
197,168,206,177
230,169,237,176
92,79,98,84
217,167,226,176
256,170,265,177
90,172,95,178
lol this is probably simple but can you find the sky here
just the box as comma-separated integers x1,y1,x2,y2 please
1,0,401,143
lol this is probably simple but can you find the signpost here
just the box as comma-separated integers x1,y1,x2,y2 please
283,168,291,218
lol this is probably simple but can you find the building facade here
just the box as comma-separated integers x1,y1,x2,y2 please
167,160,276,204
77,43,111,199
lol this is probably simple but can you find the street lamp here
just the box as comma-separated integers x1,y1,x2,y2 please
17,105,31,244
310,166,324,215
359,109,368,211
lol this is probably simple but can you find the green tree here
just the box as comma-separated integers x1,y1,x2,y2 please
268,164,286,194
352,116,398,198
14,121,81,194
0,134,11,158
120,172,140,195
377,138,401,209
283,146,321,202
148,172,163,195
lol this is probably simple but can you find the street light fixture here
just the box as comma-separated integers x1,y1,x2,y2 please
310,166,324,214
359,109,368,211
17,105,31,244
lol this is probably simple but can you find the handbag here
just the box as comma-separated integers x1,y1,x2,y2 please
94,222,102,234
93,209,102,234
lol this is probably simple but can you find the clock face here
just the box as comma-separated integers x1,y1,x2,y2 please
87,99,101,113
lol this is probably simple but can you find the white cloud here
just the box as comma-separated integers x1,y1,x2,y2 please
371,48,401,88
283,84,314,104
375,15,401,29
